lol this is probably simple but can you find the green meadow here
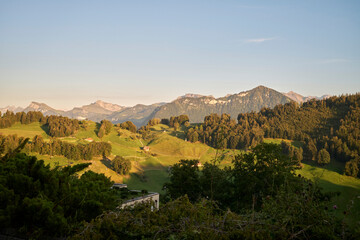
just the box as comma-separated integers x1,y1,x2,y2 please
1,121,360,224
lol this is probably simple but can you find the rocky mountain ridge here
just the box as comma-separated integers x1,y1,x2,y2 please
1,86,331,126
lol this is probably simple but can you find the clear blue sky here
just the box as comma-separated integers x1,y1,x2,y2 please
0,0,359,110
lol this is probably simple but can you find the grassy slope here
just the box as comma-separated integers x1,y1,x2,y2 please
2,122,360,223
0,121,236,193
263,139,360,225
0,122,50,139
297,161,360,226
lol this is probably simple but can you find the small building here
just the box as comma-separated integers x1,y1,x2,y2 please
196,162,203,167
112,183,128,189
143,146,150,152
120,192,160,210
84,138,94,142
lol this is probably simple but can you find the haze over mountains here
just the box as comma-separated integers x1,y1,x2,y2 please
0,86,331,126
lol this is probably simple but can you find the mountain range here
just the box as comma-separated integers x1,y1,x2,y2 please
283,91,332,103
0,86,331,126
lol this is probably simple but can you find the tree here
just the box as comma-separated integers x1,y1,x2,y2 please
189,131,199,142
0,151,117,238
199,162,231,207
304,139,317,161
148,118,161,126
100,119,113,135
163,159,201,202
47,116,79,137
112,156,131,175
173,122,180,131
317,149,331,165
119,121,137,133
97,125,105,138
344,159,359,177
161,118,170,125
231,143,298,210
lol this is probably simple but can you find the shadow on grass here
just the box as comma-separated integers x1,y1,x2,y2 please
314,178,360,228
291,140,303,148
302,160,344,174
124,170,169,193
94,122,101,136
100,158,113,169
168,130,186,140
40,124,50,136
131,172,148,182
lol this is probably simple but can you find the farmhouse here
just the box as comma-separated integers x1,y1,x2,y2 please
143,146,150,152
84,138,94,142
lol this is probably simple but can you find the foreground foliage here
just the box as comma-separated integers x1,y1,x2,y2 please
73,143,358,239
165,143,307,211
0,145,118,238
73,192,348,240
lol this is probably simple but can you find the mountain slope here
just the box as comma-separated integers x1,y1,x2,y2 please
23,102,65,116
3,86,327,125
77,100,124,114
0,105,24,114
283,91,305,103
65,100,125,121
284,91,332,103
151,86,292,123
176,93,212,100
109,103,165,126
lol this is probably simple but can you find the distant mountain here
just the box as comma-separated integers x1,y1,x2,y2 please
284,91,332,103
65,100,165,125
91,100,124,112
65,100,125,122
0,100,164,126
177,93,213,100
109,103,166,126
2,86,331,126
23,102,65,116
151,86,292,123
0,105,24,114
319,95,332,100
283,91,305,103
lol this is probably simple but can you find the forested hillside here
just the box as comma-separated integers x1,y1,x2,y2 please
186,94,360,176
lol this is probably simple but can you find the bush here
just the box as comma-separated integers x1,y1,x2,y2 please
317,148,330,165
112,156,132,175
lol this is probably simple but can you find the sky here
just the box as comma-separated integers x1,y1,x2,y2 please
0,0,359,110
